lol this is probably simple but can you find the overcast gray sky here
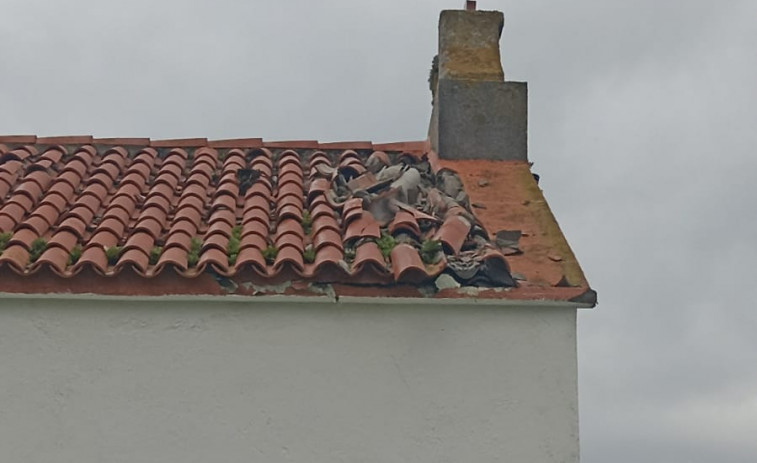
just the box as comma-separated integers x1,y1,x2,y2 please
2,0,756,461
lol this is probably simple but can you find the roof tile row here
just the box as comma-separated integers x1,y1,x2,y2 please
0,136,428,152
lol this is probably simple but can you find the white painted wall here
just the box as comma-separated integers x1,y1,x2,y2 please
0,297,579,462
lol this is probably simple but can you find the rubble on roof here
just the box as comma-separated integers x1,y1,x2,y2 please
313,148,514,288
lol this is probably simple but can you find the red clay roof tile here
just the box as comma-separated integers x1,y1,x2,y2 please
120,248,151,273
313,228,342,252
264,140,319,149
239,233,267,252
390,243,431,284
75,246,108,274
311,244,343,269
150,138,207,148
208,138,263,149
321,141,373,150
34,246,69,274
20,215,53,236
235,246,266,271
36,135,93,145
9,228,39,249
0,244,30,271
1,201,29,223
371,141,427,152
156,246,189,271
93,137,151,146
0,216,17,233
0,135,37,144
197,247,228,272
87,230,120,250
163,226,193,248
435,215,471,254
344,212,380,242
388,210,421,237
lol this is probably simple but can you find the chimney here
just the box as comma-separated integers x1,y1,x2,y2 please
428,6,527,161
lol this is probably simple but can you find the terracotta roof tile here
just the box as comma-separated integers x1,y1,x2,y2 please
9,227,39,249
435,215,471,254
372,141,427,152
157,246,189,271
36,135,93,145
391,243,432,284
34,246,69,274
150,138,208,148
208,138,263,149
75,246,108,274
93,137,151,146
264,140,319,149
0,244,30,271
320,141,373,150
388,210,420,237
87,229,120,250
0,135,37,144
0,136,593,304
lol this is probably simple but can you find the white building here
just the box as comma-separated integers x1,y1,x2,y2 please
0,4,595,462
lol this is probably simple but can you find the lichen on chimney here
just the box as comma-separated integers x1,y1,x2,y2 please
429,55,439,101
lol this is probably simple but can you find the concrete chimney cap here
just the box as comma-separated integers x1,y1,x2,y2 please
437,9,505,82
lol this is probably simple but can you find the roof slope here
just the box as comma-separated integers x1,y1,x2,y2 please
0,135,594,305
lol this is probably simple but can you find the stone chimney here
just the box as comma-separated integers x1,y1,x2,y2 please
428,4,527,161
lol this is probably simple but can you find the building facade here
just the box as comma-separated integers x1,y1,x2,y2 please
0,3,594,462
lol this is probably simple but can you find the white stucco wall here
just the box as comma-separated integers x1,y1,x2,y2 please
0,296,579,462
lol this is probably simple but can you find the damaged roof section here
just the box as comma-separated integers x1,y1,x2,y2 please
318,148,514,287
0,136,594,304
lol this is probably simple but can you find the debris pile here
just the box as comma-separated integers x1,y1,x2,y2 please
305,149,515,288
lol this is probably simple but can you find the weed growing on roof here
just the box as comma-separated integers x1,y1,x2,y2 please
420,239,443,265
187,237,202,268
29,238,48,263
303,245,315,264
343,245,356,262
105,246,121,266
262,245,278,265
227,226,242,266
68,245,82,266
0,232,11,253
301,210,312,235
376,232,396,259
149,246,162,266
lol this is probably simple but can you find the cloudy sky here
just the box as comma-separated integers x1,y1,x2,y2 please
2,0,755,461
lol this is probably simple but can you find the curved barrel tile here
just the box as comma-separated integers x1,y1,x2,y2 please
390,244,430,284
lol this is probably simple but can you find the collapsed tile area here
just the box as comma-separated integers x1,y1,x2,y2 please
0,139,515,288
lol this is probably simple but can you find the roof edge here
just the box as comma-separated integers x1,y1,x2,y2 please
0,291,592,309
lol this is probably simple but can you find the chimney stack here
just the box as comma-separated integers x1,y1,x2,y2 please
428,7,528,161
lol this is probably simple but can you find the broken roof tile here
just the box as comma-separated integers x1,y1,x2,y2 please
435,215,472,254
